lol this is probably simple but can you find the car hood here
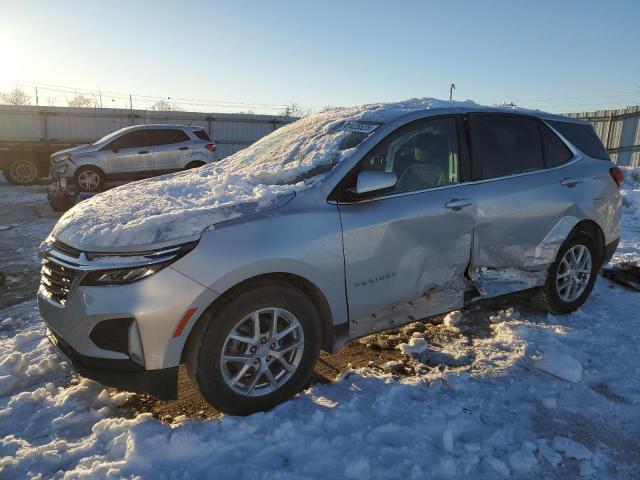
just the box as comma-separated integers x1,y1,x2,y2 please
52,179,297,252
52,144,94,157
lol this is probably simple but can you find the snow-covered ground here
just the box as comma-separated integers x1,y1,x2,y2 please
1,169,639,479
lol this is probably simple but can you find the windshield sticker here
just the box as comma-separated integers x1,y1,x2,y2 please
342,120,381,134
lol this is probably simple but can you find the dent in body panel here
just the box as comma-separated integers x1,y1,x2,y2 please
469,215,583,298
531,215,580,265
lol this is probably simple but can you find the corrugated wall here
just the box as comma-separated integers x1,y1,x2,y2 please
565,105,640,167
0,106,296,161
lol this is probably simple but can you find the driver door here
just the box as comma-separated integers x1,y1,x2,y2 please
337,116,476,338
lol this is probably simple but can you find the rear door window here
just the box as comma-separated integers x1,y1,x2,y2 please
147,129,190,146
193,129,212,141
541,123,573,168
469,114,543,180
547,121,610,160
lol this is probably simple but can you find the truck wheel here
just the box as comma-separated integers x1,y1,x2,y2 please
186,283,321,415
533,234,599,314
6,159,40,185
75,166,104,192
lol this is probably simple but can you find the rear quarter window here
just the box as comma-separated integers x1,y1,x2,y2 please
547,121,610,160
193,130,212,141
541,123,573,168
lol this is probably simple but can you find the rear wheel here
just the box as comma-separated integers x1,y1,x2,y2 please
186,283,321,415
75,166,104,192
184,161,205,170
533,234,599,314
6,158,40,185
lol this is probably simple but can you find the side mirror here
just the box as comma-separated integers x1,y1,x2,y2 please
353,171,397,195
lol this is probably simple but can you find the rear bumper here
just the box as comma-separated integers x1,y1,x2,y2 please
48,328,178,400
603,238,619,266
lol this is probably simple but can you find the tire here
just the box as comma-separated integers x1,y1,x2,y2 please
184,161,205,170
5,158,40,185
74,166,104,192
533,233,600,314
186,283,321,415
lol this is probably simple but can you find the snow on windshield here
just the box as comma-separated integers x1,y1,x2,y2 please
52,98,480,250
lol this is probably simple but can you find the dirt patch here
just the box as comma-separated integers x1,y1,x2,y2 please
124,341,407,422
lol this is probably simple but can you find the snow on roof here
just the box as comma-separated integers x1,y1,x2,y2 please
50,98,553,250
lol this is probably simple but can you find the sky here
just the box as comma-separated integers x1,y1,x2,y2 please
1,0,639,114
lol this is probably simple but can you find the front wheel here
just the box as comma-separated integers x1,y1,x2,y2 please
75,166,104,192
533,234,599,314
186,283,321,415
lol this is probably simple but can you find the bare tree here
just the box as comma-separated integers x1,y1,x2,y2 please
281,102,307,117
46,96,57,107
150,99,182,111
0,87,31,105
67,94,95,108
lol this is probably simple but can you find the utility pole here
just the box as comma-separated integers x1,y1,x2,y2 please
35,86,39,107
449,83,456,101
98,87,103,108
130,94,134,125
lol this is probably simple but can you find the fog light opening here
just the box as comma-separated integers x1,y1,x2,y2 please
128,322,145,367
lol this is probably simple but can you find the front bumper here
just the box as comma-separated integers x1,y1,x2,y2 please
48,327,178,400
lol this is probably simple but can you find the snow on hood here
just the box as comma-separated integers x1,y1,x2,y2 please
51,98,481,251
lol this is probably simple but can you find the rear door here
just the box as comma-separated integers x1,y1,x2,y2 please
338,116,477,338
468,113,589,297
147,128,193,171
103,130,155,174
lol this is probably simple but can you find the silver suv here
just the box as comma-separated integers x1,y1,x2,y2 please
38,100,622,415
50,124,217,192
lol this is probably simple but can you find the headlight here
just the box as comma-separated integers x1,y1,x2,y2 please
81,261,171,286
80,241,198,286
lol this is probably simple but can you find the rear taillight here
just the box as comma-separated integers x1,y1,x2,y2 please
610,166,624,188
205,143,216,152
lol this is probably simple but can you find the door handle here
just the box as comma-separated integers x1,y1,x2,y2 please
179,147,189,151
445,198,473,211
138,150,149,154
560,177,582,187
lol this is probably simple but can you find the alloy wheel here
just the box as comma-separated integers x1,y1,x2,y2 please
77,170,100,191
220,307,305,397
556,244,592,302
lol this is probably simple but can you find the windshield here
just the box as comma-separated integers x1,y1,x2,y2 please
218,111,382,186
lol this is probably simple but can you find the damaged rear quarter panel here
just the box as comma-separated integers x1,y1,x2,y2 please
470,158,596,297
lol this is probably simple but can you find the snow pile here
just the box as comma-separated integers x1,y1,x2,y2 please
51,98,481,250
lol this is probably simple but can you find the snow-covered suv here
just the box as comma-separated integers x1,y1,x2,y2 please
49,124,217,193
38,98,622,415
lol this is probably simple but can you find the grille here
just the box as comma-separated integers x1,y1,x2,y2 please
41,258,78,305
